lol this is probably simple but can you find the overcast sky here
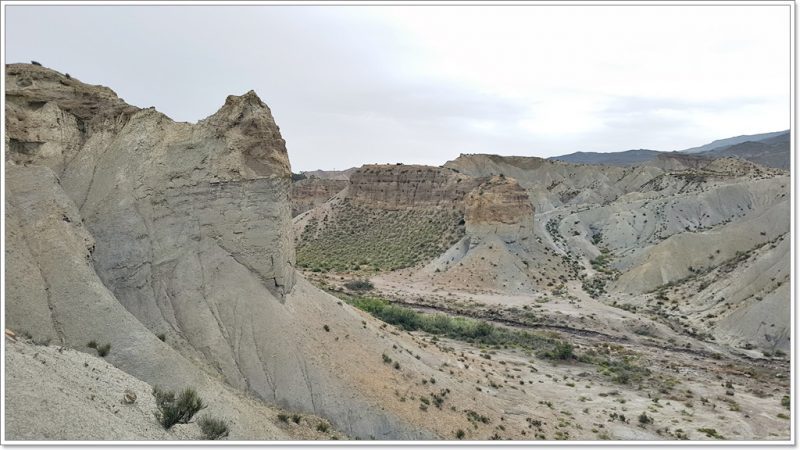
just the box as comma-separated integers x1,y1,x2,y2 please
4,4,791,171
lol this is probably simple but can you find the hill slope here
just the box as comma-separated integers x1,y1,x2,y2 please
681,130,788,154
5,63,529,441
549,149,663,166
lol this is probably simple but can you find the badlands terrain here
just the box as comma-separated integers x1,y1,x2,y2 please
4,63,792,441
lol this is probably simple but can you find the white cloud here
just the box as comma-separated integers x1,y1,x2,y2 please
4,4,790,170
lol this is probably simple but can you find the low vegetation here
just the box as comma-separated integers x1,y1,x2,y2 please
697,427,724,439
87,340,111,357
344,279,374,291
340,294,573,359
199,416,229,440
297,203,464,272
153,386,206,429
97,343,111,357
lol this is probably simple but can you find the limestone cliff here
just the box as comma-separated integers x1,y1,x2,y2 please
347,164,481,209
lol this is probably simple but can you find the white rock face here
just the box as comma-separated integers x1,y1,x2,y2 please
3,64,444,439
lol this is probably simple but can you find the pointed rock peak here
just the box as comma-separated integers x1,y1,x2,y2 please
200,90,291,180
201,89,276,129
224,89,267,108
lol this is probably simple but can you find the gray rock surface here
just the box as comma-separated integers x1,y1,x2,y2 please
4,63,452,439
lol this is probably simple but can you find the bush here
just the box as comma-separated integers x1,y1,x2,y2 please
344,279,374,291
87,340,98,349
594,356,650,385
199,416,229,440
291,414,301,424
697,428,723,439
97,343,111,357
343,295,569,356
277,414,289,422
153,386,207,429
638,413,652,425
455,429,465,439
541,341,574,360
316,422,330,433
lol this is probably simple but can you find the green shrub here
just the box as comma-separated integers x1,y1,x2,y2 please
199,416,229,440
97,343,111,357
291,414,301,424
344,279,374,291
87,340,97,349
341,294,570,357
593,356,650,385
153,386,207,429
540,341,574,360
278,414,289,422
697,428,723,439
455,429,465,439
316,422,330,433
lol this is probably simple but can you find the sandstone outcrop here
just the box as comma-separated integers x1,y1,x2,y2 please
347,164,481,209
290,177,348,217
465,175,534,241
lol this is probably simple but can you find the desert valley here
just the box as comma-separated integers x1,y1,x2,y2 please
3,63,792,442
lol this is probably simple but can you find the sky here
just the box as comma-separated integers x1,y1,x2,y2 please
4,3,791,171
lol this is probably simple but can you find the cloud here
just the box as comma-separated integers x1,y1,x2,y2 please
4,4,790,170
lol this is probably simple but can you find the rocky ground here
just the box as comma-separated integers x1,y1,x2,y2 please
293,148,791,441
4,332,340,441
304,270,791,441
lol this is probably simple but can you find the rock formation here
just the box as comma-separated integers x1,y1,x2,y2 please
5,64,507,440
290,177,348,217
347,164,481,209
298,152,789,352
464,175,534,241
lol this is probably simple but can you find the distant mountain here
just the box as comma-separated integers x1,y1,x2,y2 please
681,130,788,154
548,130,790,170
695,131,790,170
549,149,663,166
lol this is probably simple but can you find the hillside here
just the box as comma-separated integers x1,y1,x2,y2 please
547,130,789,169
549,149,663,166
297,153,789,356
5,64,542,441
294,165,479,271
695,132,790,170
5,64,791,443
681,130,788,154
294,152,790,442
